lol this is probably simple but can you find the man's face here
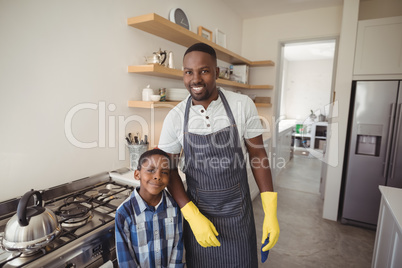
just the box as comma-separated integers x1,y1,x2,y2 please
183,51,220,107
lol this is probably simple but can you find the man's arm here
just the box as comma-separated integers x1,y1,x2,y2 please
245,135,273,192
164,153,220,248
166,153,190,208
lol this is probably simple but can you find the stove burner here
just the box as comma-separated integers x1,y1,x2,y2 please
99,188,110,194
57,201,94,228
85,190,99,198
20,247,46,257
0,176,135,268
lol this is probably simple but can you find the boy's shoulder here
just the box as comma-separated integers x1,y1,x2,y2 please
116,189,141,216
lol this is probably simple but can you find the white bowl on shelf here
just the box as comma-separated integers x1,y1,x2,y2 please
150,95,161,101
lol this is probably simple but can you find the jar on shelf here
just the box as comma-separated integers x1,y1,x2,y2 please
142,85,154,101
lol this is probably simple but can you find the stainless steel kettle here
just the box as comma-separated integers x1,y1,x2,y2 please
1,190,61,253
144,48,167,65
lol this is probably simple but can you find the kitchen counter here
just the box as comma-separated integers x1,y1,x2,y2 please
278,119,296,133
372,186,402,267
270,120,294,180
379,186,402,230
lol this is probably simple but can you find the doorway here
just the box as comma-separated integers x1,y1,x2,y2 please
274,38,337,195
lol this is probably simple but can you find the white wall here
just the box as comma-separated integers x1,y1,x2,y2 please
283,59,333,120
0,0,244,201
241,5,342,135
323,0,360,221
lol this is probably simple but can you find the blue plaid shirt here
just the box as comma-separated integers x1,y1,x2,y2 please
115,188,184,268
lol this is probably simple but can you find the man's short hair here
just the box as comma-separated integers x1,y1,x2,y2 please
184,42,217,60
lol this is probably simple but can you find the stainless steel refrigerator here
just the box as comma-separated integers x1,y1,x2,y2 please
342,80,402,228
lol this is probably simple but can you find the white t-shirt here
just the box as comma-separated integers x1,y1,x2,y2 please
158,88,264,155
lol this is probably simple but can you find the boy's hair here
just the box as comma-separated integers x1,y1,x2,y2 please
184,42,217,60
137,148,171,170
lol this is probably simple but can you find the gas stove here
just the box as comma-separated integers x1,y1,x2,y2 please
0,169,137,268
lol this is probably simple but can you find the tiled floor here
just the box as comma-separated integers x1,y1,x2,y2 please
253,154,376,267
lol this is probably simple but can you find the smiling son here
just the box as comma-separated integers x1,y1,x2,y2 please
115,149,185,268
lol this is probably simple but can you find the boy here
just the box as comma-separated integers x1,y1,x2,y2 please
115,149,185,268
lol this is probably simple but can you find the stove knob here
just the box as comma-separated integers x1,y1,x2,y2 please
65,263,76,268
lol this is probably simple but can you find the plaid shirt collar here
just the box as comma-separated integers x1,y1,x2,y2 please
132,187,166,215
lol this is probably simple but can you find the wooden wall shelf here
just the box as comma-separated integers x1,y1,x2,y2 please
127,13,275,67
128,100,272,108
126,13,275,109
128,64,273,90
255,103,272,108
128,100,180,108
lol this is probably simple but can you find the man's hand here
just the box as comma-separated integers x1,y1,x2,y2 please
181,201,221,247
261,191,280,251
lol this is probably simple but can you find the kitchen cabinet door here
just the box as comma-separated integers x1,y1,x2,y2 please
354,16,402,76
372,187,402,268
274,128,292,179
281,128,293,164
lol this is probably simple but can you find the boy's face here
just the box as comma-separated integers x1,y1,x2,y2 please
134,154,170,200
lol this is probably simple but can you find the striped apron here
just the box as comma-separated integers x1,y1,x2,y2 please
182,90,258,267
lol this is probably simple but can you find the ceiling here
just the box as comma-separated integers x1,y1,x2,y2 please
220,0,341,61
221,0,343,19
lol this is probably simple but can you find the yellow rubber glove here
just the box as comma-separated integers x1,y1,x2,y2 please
261,191,280,251
181,201,221,247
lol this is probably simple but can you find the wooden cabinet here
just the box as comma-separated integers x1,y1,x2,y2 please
126,13,275,108
372,186,402,268
354,16,402,76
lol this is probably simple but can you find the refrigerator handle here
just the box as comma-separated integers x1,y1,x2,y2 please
390,103,402,179
384,103,396,178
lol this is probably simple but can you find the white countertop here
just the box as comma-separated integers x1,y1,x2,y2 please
277,119,328,134
109,168,140,187
278,119,296,133
279,125,294,134
379,185,402,231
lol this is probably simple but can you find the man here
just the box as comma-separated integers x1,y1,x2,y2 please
158,42,279,267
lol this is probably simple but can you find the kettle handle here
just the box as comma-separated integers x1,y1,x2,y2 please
17,190,44,227
160,50,167,65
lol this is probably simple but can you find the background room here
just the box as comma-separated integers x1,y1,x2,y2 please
274,40,335,194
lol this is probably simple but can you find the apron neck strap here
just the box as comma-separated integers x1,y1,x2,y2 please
184,89,237,133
